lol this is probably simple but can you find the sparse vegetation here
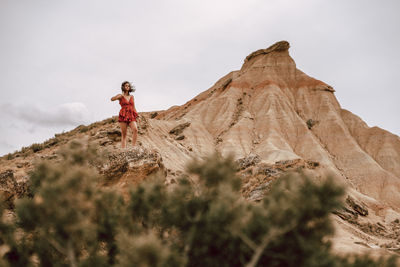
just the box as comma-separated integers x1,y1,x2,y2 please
306,119,319,130
0,142,396,266
30,143,44,153
43,137,59,148
76,124,89,133
19,146,32,158
2,117,121,160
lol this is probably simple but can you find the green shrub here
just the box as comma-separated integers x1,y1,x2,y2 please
43,137,59,148
30,143,43,153
19,146,32,158
0,143,396,266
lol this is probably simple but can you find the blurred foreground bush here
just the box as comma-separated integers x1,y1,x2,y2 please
0,141,396,266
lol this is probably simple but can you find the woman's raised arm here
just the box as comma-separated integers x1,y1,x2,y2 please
111,94,122,101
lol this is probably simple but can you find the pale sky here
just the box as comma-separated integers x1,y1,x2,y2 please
1,0,399,156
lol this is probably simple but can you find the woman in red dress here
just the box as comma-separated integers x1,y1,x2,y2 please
110,81,139,148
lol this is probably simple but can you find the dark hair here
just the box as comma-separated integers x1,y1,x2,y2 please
121,81,136,93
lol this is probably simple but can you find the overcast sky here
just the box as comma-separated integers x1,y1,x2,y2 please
0,0,399,156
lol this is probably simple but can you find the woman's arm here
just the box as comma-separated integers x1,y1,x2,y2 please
110,94,122,101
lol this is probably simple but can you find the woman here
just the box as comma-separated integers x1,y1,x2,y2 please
110,81,139,149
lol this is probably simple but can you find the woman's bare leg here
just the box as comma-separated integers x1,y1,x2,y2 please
128,121,138,147
119,122,128,148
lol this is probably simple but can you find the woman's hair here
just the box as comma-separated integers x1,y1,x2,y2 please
121,81,136,93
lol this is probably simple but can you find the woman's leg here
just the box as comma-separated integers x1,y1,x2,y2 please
119,122,128,148
128,121,138,147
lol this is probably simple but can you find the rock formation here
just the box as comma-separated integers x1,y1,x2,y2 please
1,40,400,256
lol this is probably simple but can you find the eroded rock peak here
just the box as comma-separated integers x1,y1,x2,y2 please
244,40,290,63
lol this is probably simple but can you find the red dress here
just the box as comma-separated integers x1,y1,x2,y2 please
118,95,138,123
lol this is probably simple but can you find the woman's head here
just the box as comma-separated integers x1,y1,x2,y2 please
121,81,136,93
